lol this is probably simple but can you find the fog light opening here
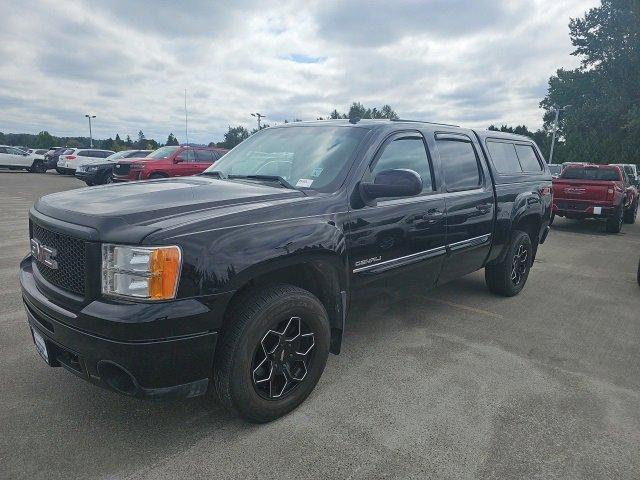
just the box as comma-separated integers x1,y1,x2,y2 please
97,361,139,396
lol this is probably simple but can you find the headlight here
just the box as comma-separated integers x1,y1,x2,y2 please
101,244,182,300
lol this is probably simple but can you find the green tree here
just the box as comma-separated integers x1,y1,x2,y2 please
540,0,640,165
218,125,249,149
34,131,56,148
165,133,179,146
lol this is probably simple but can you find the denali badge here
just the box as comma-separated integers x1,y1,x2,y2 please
30,238,58,269
355,256,382,267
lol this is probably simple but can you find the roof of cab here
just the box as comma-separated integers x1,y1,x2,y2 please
272,119,537,144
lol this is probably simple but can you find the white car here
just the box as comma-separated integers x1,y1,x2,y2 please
56,148,115,174
0,145,48,173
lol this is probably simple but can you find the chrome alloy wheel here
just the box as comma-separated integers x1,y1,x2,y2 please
511,243,529,286
251,316,315,400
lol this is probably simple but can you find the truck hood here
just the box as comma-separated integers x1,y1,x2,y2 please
33,176,305,243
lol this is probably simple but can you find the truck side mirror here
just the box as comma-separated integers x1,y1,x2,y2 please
360,169,423,200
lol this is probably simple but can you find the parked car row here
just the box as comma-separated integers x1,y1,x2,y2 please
75,149,152,185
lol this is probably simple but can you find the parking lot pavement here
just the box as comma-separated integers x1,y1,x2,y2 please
1,170,639,480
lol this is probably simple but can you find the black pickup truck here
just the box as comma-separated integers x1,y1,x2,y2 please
20,120,552,422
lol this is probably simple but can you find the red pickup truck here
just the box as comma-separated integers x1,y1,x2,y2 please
552,164,638,232
112,145,228,182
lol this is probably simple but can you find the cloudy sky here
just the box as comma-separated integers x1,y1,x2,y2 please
0,0,597,145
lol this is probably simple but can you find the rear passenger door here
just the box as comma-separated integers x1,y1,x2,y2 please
348,131,446,289
436,133,494,284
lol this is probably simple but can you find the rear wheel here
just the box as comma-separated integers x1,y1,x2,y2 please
549,213,555,226
148,173,167,179
623,200,637,224
606,204,624,233
214,285,330,423
485,230,532,297
103,173,113,184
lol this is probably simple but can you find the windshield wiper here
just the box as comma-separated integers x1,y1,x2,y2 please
228,174,304,193
200,170,228,179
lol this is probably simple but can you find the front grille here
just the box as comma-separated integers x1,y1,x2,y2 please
114,163,130,175
31,222,86,295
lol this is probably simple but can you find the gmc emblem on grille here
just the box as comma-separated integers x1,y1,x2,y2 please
30,238,58,269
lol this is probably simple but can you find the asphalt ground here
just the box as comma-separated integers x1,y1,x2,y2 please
1,170,639,479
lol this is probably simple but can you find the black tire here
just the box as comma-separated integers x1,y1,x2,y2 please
485,230,532,297
85,181,94,186
103,173,113,184
637,257,640,286
549,213,555,226
31,161,47,173
149,173,167,179
623,201,637,224
606,204,624,233
55,167,63,174
214,284,330,423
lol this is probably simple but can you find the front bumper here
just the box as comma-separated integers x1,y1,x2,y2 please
20,256,223,400
74,170,100,183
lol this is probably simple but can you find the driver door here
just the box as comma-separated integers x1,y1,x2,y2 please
347,131,446,289
174,148,195,176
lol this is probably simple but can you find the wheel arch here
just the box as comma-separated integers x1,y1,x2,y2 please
221,252,349,355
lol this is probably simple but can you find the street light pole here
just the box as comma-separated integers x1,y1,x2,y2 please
85,114,96,148
251,113,266,130
548,105,571,164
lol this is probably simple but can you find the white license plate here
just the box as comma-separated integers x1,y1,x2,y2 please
33,329,49,363
593,206,602,215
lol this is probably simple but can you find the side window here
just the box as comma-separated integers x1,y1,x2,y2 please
438,139,481,192
371,136,434,193
9,147,24,155
178,149,195,162
77,150,90,157
0,147,7,154
515,144,543,172
487,140,521,174
195,150,214,162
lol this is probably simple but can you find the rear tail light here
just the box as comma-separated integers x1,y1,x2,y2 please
607,188,614,200
66,155,76,160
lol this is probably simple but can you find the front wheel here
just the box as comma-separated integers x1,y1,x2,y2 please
485,230,532,297
214,285,330,423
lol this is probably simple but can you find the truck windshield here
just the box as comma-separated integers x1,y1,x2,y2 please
146,146,180,159
204,126,368,192
561,167,621,181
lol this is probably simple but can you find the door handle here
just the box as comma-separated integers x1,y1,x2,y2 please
423,209,444,223
476,204,491,214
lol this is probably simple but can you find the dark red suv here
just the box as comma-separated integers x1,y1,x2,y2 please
112,145,228,182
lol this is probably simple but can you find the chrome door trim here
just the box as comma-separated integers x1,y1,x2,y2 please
447,233,492,252
353,246,447,274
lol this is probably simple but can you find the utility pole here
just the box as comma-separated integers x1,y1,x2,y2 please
251,113,266,130
184,89,189,146
85,114,96,148
548,105,571,164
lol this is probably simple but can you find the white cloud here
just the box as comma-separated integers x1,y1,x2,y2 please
0,0,599,144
